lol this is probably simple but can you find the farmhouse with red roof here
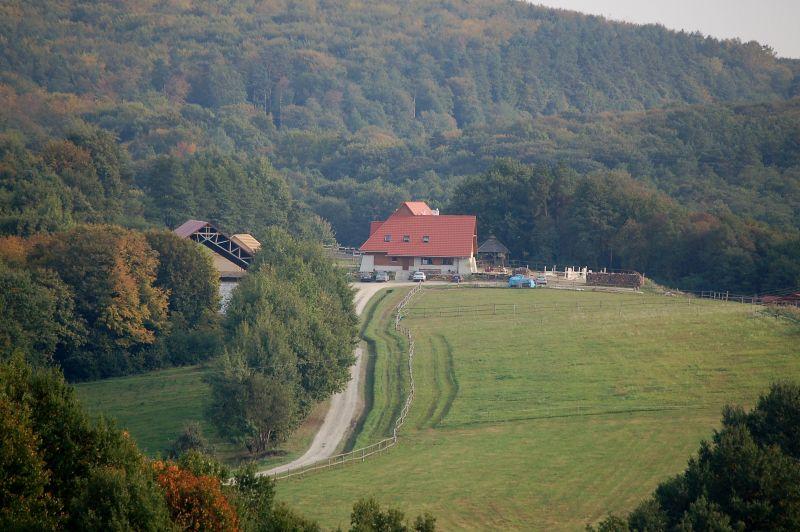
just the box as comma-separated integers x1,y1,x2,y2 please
359,201,478,277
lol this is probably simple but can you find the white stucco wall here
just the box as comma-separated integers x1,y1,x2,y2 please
361,254,476,275
219,281,237,314
459,256,478,274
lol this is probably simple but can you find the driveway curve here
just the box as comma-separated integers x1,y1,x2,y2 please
260,281,411,477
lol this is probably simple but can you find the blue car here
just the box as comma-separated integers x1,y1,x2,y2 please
508,274,536,288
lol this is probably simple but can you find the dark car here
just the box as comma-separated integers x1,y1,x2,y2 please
360,272,375,282
451,274,462,283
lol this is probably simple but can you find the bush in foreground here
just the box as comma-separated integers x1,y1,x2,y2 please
350,497,436,532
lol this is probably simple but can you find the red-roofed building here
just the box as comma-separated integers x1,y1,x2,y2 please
359,202,478,277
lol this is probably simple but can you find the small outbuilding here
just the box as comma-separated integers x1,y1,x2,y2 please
477,235,510,267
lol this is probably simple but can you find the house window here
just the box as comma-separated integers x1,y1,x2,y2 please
391,257,398,263
441,258,454,265
422,235,430,243
384,234,391,242
421,257,434,265
402,235,410,242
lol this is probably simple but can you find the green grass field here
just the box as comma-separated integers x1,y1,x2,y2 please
74,364,329,467
276,287,800,530
75,365,214,456
347,287,411,450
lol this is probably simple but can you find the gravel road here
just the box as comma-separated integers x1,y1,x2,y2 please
260,281,409,477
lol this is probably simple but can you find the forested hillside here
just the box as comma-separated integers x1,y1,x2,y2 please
3,0,795,123
1,0,799,291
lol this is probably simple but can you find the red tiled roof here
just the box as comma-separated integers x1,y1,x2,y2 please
174,219,210,238
360,214,477,257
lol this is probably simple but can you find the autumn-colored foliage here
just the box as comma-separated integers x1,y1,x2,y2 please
153,461,239,532
0,236,27,265
30,224,168,347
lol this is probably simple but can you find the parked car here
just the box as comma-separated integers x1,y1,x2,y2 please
360,272,374,282
412,271,426,282
508,274,535,288
451,274,462,283
374,271,389,282
535,275,548,286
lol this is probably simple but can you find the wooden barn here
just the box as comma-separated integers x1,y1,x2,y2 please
173,220,261,281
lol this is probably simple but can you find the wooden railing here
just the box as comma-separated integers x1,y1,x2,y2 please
699,290,799,307
269,283,422,480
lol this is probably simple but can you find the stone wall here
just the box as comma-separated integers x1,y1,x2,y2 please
586,272,644,288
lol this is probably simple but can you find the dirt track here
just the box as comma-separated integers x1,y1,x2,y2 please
260,282,407,477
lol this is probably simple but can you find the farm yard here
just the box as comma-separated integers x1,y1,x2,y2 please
277,286,800,530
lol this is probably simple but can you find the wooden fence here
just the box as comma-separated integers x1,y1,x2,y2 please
700,291,758,304
269,283,422,481
699,290,800,307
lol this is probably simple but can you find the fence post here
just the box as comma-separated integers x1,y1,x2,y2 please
267,283,419,482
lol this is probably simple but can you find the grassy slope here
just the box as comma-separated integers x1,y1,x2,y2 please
349,287,411,449
74,364,330,467
74,365,213,456
276,288,800,530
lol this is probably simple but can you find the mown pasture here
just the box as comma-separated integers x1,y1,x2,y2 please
277,287,800,530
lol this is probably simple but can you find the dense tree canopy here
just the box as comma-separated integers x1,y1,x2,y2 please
0,225,223,381
0,355,174,530
1,355,392,530
206,229,357,454
0,1,799,243
0,0,798,294
145,229,220,329
1,0,795,130
0,260,84,366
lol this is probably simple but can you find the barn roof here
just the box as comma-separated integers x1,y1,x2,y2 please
230,234,261,255
173,220,257,270
478,235,509,254
173,219,210,238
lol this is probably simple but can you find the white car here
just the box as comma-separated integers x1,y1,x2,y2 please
412,271,426,282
